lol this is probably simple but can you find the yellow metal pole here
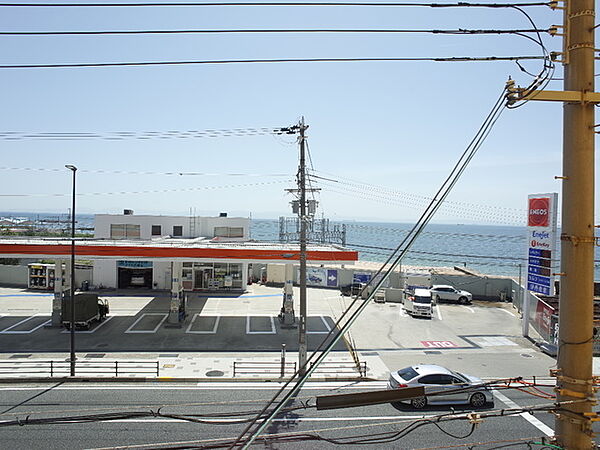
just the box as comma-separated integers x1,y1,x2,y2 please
555,0,595,446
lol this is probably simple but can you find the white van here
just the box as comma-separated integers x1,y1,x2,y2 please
403,288,433,318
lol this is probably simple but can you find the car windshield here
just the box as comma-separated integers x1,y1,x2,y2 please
413,296,431,304
396,366,419,381
452,371,469,383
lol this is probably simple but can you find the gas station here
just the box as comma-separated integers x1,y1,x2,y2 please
0,238,358,327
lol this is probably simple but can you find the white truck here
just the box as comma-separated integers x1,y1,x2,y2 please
403,288,433,319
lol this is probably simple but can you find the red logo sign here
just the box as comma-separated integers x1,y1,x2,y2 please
528,197,550,227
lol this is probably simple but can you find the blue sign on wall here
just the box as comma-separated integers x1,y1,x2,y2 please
117,260,153,268
326,269,338,287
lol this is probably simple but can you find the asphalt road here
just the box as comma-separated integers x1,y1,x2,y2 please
0,381,570,450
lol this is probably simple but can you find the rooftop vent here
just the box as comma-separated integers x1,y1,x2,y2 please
123,209,134,215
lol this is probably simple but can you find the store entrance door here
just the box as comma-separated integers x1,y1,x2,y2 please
194,268,213,290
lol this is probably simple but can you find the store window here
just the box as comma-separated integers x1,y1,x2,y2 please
151,225,161,236
110,224,141,239
173,225,183,237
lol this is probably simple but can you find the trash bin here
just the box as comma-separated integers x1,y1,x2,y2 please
81,280,89,291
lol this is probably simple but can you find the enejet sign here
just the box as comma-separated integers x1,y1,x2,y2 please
526,193,558,295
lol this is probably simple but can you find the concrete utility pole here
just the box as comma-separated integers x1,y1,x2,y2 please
506,1,597,445
298,117,308,376
555,0,595,446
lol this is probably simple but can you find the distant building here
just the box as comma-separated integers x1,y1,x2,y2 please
93,210,251,290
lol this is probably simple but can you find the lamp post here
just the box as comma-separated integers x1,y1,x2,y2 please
65,164,77,376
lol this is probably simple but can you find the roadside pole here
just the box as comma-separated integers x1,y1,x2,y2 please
298,118,308,376
505,1,597,444
555,0,595,446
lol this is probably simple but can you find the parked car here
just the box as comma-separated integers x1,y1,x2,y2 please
403,288,433,318
340,282,364,297
387,364,493,409
430,285,472,304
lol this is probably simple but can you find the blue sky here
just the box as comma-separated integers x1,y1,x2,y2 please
0,1,591,225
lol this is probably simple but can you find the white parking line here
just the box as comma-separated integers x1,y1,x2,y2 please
400,308,408,317
0,314,50,334
499,309,516,317
60,316,114,334
124,313,168,334
460,306,475,313
494,390,554,436
246,315,276,334
185,314,220,334
307,316,331,334
435,305,443,320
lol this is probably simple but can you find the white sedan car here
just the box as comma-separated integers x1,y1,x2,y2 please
388,364,493,409
430,285,472,304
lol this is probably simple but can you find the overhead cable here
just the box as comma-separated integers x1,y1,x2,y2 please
0,27,551,36
0,179,291,197
233,87,508,448
0,1,555,8
0,166,288,177
0,55,547,70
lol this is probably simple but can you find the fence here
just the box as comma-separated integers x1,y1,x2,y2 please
233,361,297,378
0,360,159,377
232,359,367,378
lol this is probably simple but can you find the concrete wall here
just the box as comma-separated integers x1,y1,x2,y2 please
267,264,286,284
0,265,28,286
153,261,171,289
430,273,513,301
94,214,250,239
94,260,117,288
74,266,93,288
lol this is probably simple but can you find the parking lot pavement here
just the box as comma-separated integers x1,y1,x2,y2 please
0,285,560,380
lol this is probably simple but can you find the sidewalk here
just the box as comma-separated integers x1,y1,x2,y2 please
0,351,391,381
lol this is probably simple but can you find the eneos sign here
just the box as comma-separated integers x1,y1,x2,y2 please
528,197,549,227
526,193,558,296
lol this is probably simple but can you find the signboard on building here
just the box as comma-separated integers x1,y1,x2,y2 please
117,260,153,269
526,193,558,296
302,267,338,287
353,272,372,284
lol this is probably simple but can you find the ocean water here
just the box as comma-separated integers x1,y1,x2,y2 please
2,213,598,279
252,219,600,280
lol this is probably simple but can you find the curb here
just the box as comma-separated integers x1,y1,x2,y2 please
0,376,380,384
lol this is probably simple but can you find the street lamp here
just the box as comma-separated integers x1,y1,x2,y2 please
65,164,77,376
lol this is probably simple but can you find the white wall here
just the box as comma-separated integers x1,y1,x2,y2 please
153,260,171,289
0,265,28,286
94,260,117,289
94,214,250,240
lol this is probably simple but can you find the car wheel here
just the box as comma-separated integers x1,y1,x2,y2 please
469,392,486,408
436,295,441,303
458,296,468,304
411,396,427,409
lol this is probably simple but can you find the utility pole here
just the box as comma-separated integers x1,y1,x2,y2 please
298,117,308,376
556,0,595,446
506,1,597,446
508,1,596,446
280,118,314,376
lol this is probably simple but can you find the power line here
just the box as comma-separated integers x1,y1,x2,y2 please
0,55,547,70
0,179,291,197
0,2,555,8
0,166,289,177
0,27,551,36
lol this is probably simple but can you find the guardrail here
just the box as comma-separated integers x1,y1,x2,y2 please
0,360,160,377
233,361,297,378
232,360,367,378
310,360,368,378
